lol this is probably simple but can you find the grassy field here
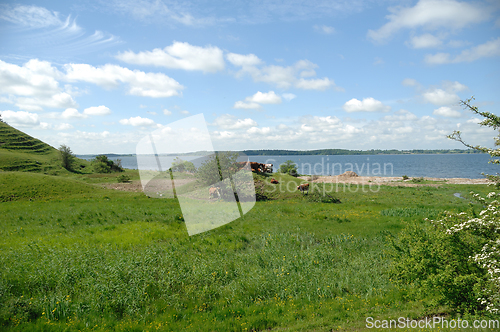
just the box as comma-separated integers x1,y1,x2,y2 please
1,168,497,331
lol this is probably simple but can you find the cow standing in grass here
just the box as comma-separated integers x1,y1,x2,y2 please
297,183,309,194
209,187,220,199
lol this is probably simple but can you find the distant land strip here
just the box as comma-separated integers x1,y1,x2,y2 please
77,149,484,158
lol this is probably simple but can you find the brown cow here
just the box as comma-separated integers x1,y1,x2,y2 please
297,183,309,194
209,187,220,199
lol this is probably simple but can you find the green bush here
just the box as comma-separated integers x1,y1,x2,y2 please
170,157,196,173
388,216,488,313
92,155,124,173
278,160,298,177
306,191,341,204
117,174,131,183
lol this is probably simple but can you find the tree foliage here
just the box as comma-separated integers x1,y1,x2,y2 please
92,155,124,173
59,145,76,171
448,96,500,186
196,152,245,200
196,152,239,186
278,160,298,177
170,157,196,173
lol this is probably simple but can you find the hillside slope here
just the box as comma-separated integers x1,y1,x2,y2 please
0,121,89,174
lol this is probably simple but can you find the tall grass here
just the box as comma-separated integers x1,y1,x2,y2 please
0,172,493,331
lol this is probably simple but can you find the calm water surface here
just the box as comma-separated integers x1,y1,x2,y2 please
79,154,496,179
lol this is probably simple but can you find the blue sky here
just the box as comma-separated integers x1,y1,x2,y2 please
0,0,499,154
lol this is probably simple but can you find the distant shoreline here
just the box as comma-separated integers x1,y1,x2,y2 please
76,148,485,158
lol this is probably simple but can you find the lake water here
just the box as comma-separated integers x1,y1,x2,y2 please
78,154,497,179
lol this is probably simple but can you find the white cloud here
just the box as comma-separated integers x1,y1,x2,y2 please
367,0,489,43
247,126,271,135
83,105,111,116
407,33,442,48
0,4,62,28
119,116,156,127
404,79,468,106
383,110,419,121
0,5,119,55
226,53,262,67
282,93,296,101
104,0,220,27
227,55,339,91
62,108,87,119
116,41,225,73
422,89,460,105
402,78,419,87
425,37,500,64
0,110,39,126
233,101,262,109
55,123,74,130
65,63,184,98
213,114,257,129
147,111,157,115
343,97,391,113
433,106,461,117
234,91,283,109
163,109,172,115
246,91,282,104
180,110,190,115
0,59,77,111
295,77,333,91
314,25,335,34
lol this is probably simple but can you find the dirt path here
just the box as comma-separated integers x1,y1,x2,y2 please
99,178,196,192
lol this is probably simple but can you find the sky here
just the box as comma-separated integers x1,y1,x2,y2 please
0,0,499,154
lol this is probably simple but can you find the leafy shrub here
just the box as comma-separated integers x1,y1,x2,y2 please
278,160,299,177
92,155,124,173
170,157,196,173
402,175,409,180
388,215,488,313
306,191,341,204
117,174,131,183
411,177,424,183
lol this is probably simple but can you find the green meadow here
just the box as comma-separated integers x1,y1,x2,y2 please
1,121,498,331
0,169,495,331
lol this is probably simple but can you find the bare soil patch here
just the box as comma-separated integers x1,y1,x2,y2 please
99,178,196,192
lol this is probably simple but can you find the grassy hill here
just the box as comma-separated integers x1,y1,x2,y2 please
0,121,89,174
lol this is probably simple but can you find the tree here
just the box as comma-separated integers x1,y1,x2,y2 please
278,160,298,177
91,155,124,173
448,96,500,186
196,152,239,186
59,145,75,171
170,157,196,173
196,152,245,200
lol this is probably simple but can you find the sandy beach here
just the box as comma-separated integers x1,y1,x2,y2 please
298,172,492,187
